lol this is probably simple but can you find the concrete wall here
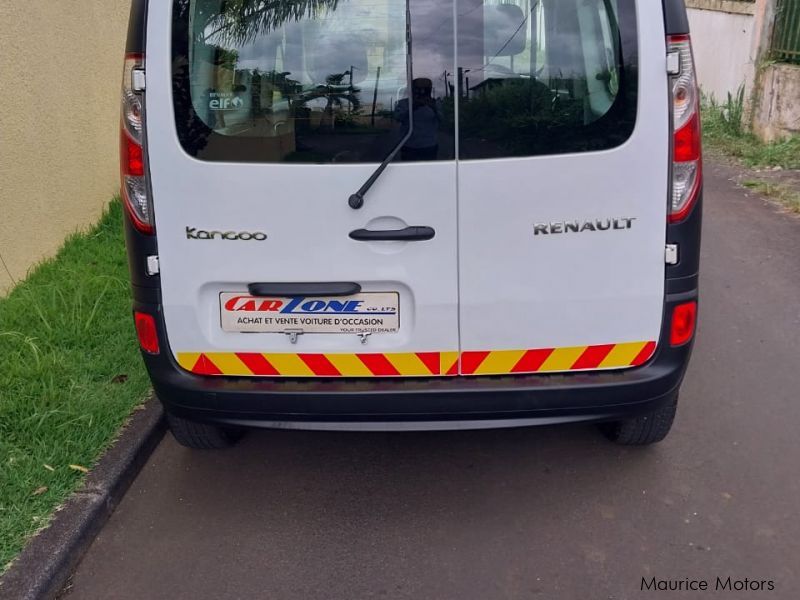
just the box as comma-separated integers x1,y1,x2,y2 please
752,63,800,141
685,0,800,142
686,1,758,102
0,2,131,295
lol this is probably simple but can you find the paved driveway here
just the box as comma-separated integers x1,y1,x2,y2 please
65,160,800,599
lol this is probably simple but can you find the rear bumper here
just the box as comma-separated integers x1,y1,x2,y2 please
135,289,697,429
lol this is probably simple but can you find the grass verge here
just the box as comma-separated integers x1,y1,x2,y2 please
702,92,800,213
741,180,800,213
0,200,150,572
702,96,800,171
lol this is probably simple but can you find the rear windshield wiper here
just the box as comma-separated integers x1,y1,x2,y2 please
349,2,414,210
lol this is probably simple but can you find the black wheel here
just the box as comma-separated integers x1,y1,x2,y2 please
166,412,244,450
599,394,678,446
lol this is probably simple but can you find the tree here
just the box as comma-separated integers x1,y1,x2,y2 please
298,72,362,129
179,0,341,45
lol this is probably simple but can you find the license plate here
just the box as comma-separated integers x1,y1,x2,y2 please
220,292,400,334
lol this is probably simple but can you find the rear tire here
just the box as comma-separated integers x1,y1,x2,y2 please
166,412,244,450
599,394,678,446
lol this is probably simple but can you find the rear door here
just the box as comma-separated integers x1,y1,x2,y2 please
456,0,668,375
146,0,460,377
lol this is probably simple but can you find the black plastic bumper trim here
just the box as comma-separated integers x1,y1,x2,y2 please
132,288,697,427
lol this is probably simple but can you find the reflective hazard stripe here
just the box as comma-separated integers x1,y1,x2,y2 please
176,342,655,378
460,341,656,375
177,351,460,378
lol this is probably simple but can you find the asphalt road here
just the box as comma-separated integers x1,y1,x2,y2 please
65,160,800,599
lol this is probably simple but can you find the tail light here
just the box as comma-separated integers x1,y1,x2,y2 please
121,53,153,234
134,312,160,354
670,301,697,346
668,35,702,224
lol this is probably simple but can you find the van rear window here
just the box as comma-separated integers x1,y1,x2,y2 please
171,0,636,163
172,0,455,163
456,0,637,159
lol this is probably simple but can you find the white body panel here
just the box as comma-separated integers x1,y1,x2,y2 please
145,3,459,361
457,1,669,355
146,0,669,376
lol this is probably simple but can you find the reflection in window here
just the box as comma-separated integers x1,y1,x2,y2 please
457,0,637,159
172,0,633,163
173,0,456,163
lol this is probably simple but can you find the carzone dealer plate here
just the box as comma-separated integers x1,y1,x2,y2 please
220,292,399,334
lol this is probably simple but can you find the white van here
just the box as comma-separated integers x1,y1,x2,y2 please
122,0,702,449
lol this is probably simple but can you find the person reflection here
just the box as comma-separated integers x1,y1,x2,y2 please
395,77,440,161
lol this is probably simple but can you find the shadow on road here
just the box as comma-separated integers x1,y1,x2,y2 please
169,423,664,531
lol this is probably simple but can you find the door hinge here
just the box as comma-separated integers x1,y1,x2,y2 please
146,255,160,275
666,51,681,76
132,68,146,92
665,244,679,266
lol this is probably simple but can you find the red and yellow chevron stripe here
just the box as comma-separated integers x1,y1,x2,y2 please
460,341,656,376
177,351,460,378
176,341,655,378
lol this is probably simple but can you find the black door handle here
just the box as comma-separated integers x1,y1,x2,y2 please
248,282,362,297
349,226,436,242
